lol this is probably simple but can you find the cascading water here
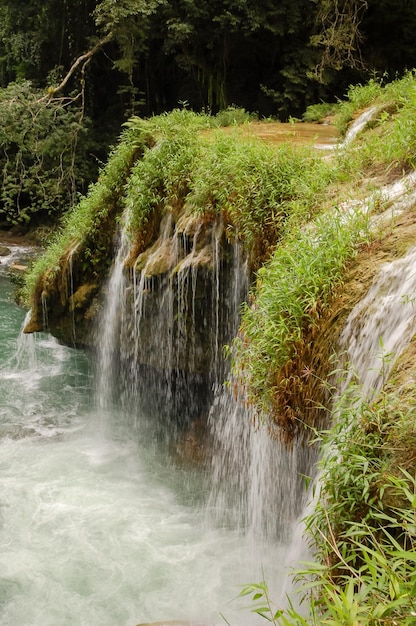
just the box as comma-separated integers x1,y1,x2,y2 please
338,245,416,399
105,210,250,440
207,390,317,541
87,206,314,620
343,106,379,146
95,211,131,411
0,240,292,625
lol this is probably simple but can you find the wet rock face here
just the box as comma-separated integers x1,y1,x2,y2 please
24,205,248,463
25,205,248,382
24,201,119,346
23,262,102,348
120,214,247,385
24,244,100,347
113,211,247,437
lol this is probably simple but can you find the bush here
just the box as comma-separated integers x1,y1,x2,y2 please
213,106,258,127
234,208,371,412
302,102,339,123
0,80,93,225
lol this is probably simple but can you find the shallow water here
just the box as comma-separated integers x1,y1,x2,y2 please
0,269,290,626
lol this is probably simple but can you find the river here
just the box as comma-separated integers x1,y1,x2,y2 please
0,250,289,626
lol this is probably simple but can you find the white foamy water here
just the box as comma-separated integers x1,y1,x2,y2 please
343,106,379,146
0,275,290,626
0,430,286,626
339,246,416,399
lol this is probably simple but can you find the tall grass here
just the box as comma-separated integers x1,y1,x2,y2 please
335,78,385,134
234,207,371,411
188,133,332,260
295,374,416,625
125,111,209,236
25,105,335,307
239,363,416,625
124,115,333,262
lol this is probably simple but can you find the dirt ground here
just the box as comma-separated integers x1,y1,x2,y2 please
232,120,339,147
201,119,340,149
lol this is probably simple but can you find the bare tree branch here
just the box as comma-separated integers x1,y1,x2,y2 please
310,0,368,82
40,32,113,102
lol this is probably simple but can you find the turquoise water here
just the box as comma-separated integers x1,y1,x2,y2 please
0,264,287,626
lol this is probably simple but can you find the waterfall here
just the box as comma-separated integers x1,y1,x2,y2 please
93,205,317,548
95,211,131,410
207,390,317,540
87,206,321,623
338,245,416,399
95,209,251,442
343,106,379,145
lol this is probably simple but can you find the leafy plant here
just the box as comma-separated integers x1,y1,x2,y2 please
234,207,371,413
237,580,285,623
302,102,338,123
213,106,258,127
0,80,93,225
237,377,416,625
188,132,332,261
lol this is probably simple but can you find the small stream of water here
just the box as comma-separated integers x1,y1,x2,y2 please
339,246,416,400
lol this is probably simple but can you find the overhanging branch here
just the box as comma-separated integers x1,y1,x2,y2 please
41,32,113,101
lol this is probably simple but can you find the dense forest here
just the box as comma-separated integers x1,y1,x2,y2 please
1,0,416,226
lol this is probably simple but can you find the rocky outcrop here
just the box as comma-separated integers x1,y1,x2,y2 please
23,242,103,347
24,198,247,382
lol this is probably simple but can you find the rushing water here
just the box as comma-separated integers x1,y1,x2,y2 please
0,248,297,625
338,245,416,400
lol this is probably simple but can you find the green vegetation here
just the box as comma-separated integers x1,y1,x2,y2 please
300,376,416,625
2,0,415,123
231,73,416,626
23,107,332,301
243,360,416,625
0,80,92,225
230,72,416,418
1,1,416,229
188,134,331,261
113,107,332,261
332,71,416,185
22,135,138,301
124,110,211,236
302,102,338,123
235,209,371,413
25,71,416,359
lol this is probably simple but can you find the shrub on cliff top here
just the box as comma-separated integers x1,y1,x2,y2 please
235,207,371,413
188,132,332,264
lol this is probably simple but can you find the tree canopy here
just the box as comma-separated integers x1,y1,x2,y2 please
0,0,415,225
2,0,415,120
